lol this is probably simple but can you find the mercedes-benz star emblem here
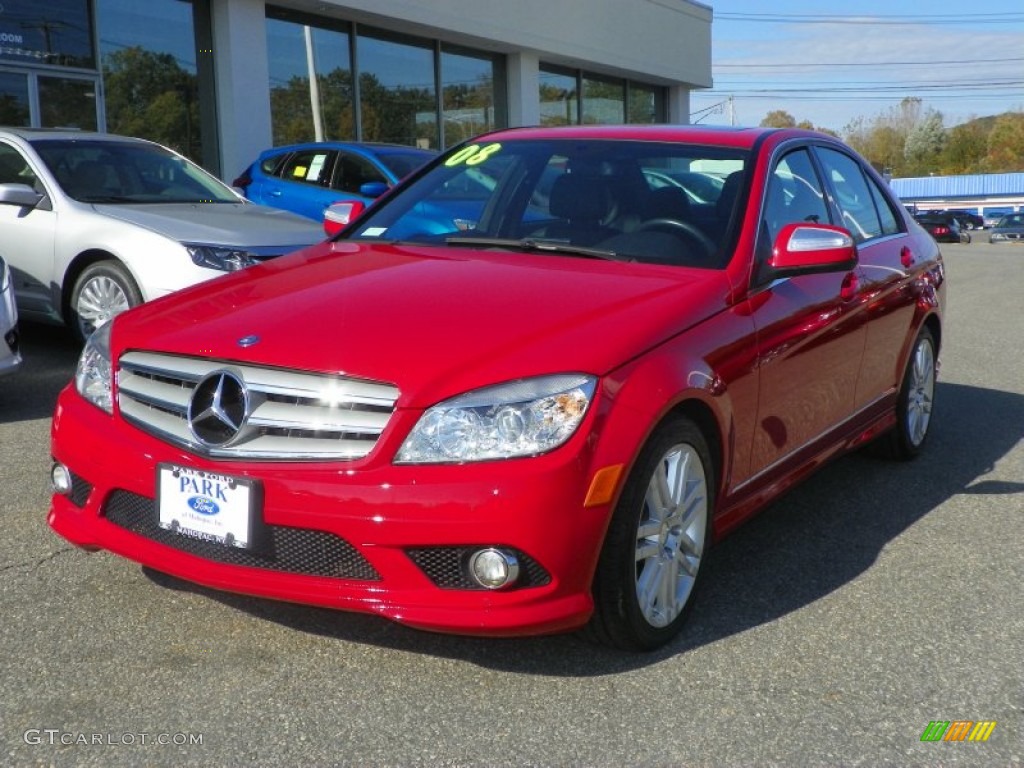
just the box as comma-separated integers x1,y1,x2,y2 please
188,371,249,447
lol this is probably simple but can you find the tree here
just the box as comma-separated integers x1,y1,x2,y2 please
941,120,988,173
903,110,947,176
984,113,1024,171
103,47,199,160
760,110,796,128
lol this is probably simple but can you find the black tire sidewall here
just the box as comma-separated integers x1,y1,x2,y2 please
70,260,142,342
591,415,715,651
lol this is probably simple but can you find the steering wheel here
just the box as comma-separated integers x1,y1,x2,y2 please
636,218,717,261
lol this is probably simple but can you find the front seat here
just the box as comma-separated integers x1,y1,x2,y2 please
545,173,616,245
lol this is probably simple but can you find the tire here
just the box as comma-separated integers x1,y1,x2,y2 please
70,260,143,343
876,327,936,461
586,415,714,651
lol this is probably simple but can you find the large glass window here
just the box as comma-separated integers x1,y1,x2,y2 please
628,83,664,124
542,66,664,126
441,47,500,147
539,68,578,126
583,75,625,124
266,10,353,145
265,10,505,150
39,76,97,130
0,72,31,126
357,31,437,149
0,0,95,68
96,0,201,160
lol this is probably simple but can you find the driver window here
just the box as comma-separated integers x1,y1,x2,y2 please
0,143,37,188
762,149,829,244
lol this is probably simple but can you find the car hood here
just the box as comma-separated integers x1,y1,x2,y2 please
93,202,323,248
114,242,732,407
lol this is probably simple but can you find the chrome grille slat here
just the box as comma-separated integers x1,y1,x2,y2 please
247,401,389,435
117,351,398,461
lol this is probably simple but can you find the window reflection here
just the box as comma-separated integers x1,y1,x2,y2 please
0,73,30,126
583,75,624,124
96,0,200,159
358,32,437,148
542,66,664,126
628,84,663,123
441,48,499,147
0,0,95,68
39,76,97,130
266,12,354,144
539,69,578,126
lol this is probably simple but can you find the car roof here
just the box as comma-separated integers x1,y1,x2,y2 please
474,124,825,150
259,141,436,156
0,127,156,145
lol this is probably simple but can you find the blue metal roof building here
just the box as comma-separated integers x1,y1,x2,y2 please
889,173,1024,220
890,173,1024,201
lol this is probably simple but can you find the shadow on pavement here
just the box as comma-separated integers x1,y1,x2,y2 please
141,379,1024,675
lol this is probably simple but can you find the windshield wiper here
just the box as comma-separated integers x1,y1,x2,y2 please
444,236,621,261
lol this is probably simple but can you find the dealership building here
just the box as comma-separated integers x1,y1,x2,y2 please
0,0,712,181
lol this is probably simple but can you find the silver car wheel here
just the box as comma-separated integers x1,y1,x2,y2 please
635,442,708,628
906,336,935,447
76,274,130,337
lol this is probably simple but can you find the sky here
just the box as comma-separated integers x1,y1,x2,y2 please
689,2,1024,134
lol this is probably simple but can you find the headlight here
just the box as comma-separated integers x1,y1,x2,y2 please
74,321,114,413
185,244,257,272
396,374,597,464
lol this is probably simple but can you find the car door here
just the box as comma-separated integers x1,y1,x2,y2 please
747,146,868,473
0,141,59,320
265,149,339,221
814,145,921,411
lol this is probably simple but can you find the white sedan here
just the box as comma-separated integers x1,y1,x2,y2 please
0,129,324,341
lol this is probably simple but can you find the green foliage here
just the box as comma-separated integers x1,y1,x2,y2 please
103,47,199,159
822,96,1024,176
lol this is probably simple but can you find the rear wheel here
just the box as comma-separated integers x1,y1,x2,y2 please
877,327,936,460
70,260,142,342
586,416,714,651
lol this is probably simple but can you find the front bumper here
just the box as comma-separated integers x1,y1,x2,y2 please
49,385,614,637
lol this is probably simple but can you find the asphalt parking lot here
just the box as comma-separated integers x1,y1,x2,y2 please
1,241,1021,767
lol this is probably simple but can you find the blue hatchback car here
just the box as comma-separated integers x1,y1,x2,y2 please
233,142,436,222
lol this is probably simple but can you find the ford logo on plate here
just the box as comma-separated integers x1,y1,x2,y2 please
188,496,220,516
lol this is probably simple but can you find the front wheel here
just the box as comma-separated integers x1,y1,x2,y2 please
586,416,714,651
70,260,143,342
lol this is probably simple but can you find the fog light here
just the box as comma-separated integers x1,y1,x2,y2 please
468,548,520,589
51,463,73,495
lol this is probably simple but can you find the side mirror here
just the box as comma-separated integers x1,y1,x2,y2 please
359,181,389,199
0,183,44,209
768,223,857,278
323,200,366,237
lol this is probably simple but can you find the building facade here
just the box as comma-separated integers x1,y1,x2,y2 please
0,0,712,181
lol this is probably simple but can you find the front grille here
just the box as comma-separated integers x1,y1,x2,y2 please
104,490,381,581
116,351,399,461
406,546,551,590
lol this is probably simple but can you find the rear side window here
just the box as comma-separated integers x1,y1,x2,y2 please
280,150,334,187
817,147,899,242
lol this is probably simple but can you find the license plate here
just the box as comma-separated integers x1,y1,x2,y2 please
157,464,256,549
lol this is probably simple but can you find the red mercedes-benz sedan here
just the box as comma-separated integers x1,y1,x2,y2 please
49,125,945,650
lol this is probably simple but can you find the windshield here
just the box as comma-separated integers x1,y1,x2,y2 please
33,139,241,204
347,138,748,268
